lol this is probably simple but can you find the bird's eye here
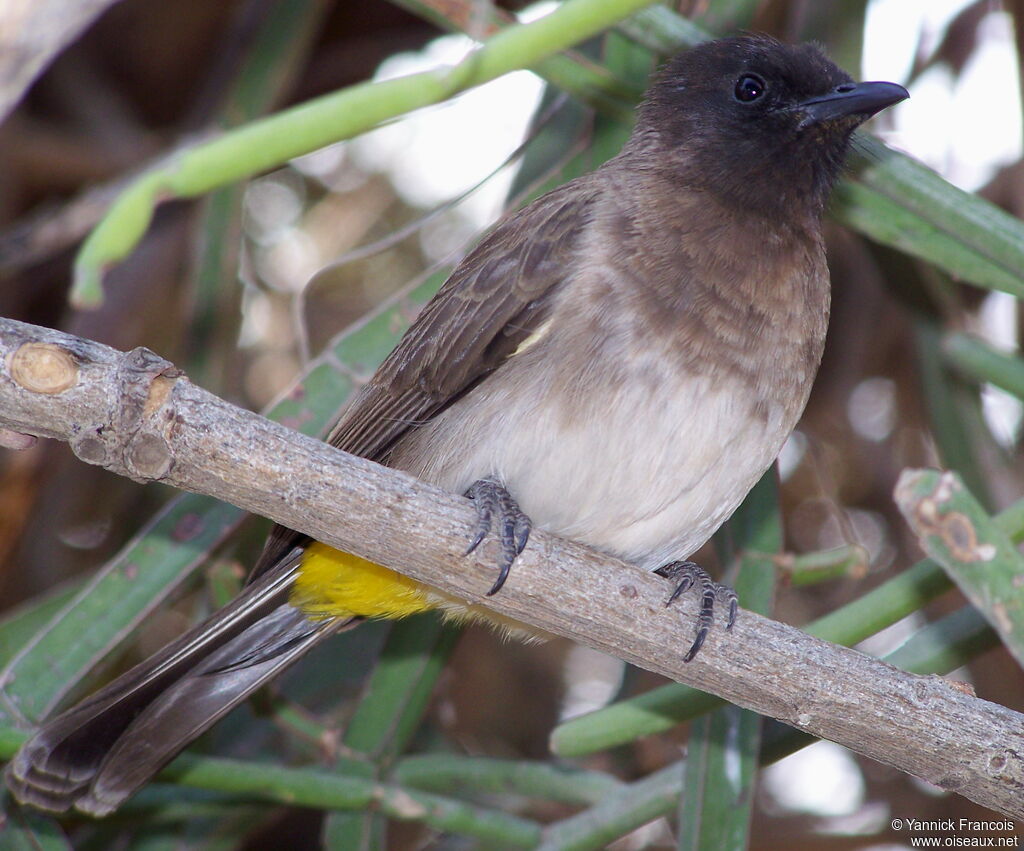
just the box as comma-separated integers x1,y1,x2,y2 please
734,74,766,103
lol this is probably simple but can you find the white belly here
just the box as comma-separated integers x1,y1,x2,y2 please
392,346,795,570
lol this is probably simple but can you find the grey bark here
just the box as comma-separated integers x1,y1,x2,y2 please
1,316,1022,819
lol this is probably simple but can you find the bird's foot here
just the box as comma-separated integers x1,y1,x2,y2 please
654,560,738,662
464,478,532,596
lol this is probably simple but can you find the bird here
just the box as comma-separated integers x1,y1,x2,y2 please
7,34,907,816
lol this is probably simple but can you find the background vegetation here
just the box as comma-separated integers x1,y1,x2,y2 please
1,0,1023,847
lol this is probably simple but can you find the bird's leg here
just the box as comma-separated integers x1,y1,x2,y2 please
464,478,532,596
654,561,738,662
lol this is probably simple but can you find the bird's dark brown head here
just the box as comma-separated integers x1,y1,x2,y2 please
634,35,907,219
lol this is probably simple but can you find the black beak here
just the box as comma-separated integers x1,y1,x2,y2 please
796,81,909,129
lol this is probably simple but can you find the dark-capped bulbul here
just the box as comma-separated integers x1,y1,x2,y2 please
7,34,907,816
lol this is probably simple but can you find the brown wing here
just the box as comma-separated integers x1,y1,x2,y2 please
9,177,602,817
253,175,601,575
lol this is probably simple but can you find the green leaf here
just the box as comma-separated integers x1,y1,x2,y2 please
71,0,663,304
0,497,243,725
324,613,460,848
0,789,71,851
837,139,1024,298
943,332,1024,402
537,764,682,850
551,495,1024,756
913,318,995,507
0,273,444,727
156,754,541,847
0,579,83,669
395,754,623,805
677,472,779,851
895,468,1024,670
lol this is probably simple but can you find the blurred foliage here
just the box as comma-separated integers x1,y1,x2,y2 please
1,0,1024,848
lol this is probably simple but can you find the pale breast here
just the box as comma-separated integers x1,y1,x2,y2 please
390,181,830,571
389,312,807,570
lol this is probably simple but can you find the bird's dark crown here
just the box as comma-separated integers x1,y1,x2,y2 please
634,35,866,220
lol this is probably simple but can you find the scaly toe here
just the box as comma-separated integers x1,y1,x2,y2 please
464,478,532,596
655,560,737,662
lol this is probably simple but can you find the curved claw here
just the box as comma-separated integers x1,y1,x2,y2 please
464,478,532,597
514,516,531,555
720,586,739,630
464,510,491,556
683,627,708,663
655,560,738,662
465,528,487,556
486,559,512,597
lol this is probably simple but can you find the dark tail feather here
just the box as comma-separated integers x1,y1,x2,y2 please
6,554,352,816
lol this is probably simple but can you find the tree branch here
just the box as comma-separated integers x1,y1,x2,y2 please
1,316,1023,819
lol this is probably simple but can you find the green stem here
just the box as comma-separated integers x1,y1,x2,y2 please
395,754,623,805
72,0,660,305
537,764,682,851
156,753,541,847
943,331,1024,401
